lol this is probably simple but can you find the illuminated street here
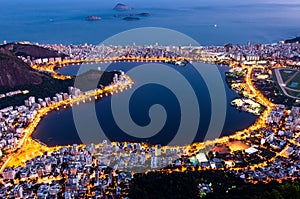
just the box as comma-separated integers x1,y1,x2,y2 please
0,42,300,198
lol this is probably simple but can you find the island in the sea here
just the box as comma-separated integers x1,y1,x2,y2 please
113,3,132,11
114,13,150,18
123,16,140,21
115,12,150,21
85,16,101,21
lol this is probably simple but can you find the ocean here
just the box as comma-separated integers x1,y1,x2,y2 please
0,0,299,45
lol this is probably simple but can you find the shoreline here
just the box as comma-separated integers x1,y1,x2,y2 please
3,58,270,158
2,49,300,193
33,62,256,148
2,39,300,188
0,73,134,170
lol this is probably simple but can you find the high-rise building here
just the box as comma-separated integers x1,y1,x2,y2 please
28,96,36,104
156,144,161,156
55,93,63,102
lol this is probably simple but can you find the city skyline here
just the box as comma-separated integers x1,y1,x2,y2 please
0,1,299,198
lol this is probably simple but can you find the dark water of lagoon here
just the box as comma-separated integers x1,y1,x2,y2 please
32,62,258,146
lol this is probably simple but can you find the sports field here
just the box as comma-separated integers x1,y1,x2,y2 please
274,68,300,99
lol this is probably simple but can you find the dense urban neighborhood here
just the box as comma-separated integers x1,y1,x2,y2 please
0,39,300,198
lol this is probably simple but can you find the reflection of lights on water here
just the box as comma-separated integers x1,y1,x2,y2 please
12,57,278,177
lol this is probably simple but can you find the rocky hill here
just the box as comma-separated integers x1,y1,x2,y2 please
285,36,300,43
0,44,118,108
113,3,132,11
0,48,48,87
0,43,64,59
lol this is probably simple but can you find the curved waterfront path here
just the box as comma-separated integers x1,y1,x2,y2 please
0,74,134,172
1,59,275,174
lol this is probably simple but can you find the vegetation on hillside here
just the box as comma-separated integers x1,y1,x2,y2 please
128,170,300,199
